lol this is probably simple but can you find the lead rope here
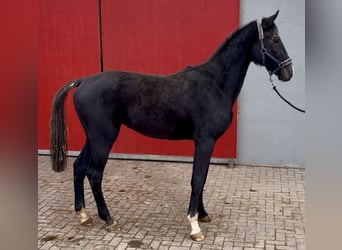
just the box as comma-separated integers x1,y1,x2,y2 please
269,80,305,113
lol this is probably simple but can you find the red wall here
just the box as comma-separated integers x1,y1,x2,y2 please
39,0,100,150
39,0,239,159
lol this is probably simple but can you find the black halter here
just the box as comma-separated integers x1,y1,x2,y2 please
256,20,304,113
257,20,292,82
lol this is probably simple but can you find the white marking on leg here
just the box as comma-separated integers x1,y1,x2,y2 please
187,214,201,235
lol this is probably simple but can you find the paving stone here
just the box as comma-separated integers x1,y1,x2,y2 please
38,156,305,249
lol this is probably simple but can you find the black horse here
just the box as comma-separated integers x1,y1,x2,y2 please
50,11,292,241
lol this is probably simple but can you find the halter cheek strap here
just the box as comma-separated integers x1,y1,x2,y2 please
257,20,292,82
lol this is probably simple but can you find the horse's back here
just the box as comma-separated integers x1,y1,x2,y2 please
74,70,200,108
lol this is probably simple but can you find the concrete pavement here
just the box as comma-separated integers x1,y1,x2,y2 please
38,156,305,249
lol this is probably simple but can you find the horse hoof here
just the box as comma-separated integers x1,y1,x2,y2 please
105,222,121,232
199,215,211,223
78,209,93,226
80,216,93,226
191,231,205,241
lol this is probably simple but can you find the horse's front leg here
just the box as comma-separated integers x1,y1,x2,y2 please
198,191,211,222
187,138,215,241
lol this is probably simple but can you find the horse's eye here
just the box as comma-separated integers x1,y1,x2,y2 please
273,36,280,43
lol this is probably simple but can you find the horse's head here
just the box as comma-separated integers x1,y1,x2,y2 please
251,10,293,82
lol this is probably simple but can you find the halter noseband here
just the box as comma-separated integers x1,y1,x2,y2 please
257,20,292,82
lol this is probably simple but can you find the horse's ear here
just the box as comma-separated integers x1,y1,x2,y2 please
262,10,279,29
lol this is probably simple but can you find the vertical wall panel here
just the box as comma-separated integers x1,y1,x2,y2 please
101,0,239,158
238,0,305,166
38,0,101,150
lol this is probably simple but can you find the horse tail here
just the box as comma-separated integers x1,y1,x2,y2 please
50,80,81,172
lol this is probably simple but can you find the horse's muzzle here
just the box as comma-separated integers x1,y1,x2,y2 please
278,64,293,82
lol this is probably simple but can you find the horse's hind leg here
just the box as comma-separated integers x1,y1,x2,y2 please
85,125,120,231
73,140,93,225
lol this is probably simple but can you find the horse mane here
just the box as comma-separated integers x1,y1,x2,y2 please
209,20,257,60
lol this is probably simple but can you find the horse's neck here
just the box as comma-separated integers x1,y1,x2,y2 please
207,21,257,102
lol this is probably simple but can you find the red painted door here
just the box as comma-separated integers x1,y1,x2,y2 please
101,0,239,158
38,0,100,151
38,0,239,160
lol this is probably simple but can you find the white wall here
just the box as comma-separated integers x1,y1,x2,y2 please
238,1,305,167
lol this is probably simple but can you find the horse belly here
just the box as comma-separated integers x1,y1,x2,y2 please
123,111,194,140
